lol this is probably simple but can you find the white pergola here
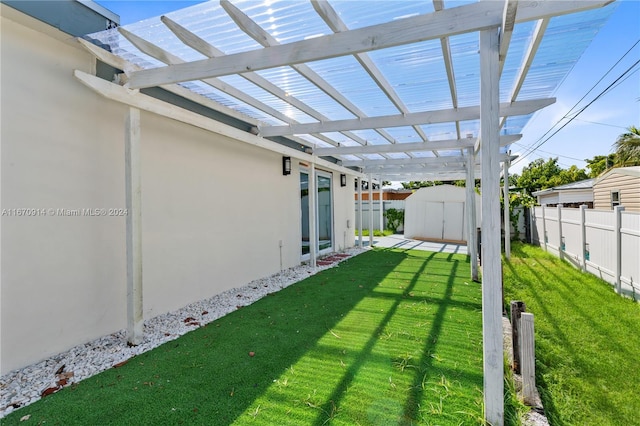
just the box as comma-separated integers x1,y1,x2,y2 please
74,1,613,423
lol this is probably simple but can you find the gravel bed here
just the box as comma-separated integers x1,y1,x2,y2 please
0,248,365,418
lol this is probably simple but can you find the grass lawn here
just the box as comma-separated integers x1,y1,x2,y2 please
3,249,486,425
503,243,640,426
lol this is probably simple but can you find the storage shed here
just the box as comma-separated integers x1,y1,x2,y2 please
593,166,640,211
404,185,481,243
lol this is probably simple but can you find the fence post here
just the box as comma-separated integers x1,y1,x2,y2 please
557,204,564,260
615,206,625,294
510,301,526,374
580,204,587,272
541,205,547,252
520,312,536,406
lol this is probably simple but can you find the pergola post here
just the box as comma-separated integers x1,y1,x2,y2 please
368,174,374,246
357,177,363,248
378,175,384,233
480,28,504,426
125,107,143,345
503,157,511,259
466,149,478,281
309,161,317,268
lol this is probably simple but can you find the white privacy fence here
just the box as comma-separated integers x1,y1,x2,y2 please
354,200,405,231
531,205,640,300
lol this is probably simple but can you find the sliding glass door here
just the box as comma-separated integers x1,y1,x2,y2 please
300,169,333,258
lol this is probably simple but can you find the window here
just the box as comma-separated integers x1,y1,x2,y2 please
611,191,620,209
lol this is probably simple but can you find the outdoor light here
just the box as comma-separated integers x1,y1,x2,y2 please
282,156,291,175
340,174,347,187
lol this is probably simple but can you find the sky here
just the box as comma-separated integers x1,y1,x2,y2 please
95,0,640,178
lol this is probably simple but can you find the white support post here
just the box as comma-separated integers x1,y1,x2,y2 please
357,177,363,248
309,162,318,269
466,149,478,281
579,204,587,272
480,28,503,426
368,174,374,246
557,204,563,260
541,204,547,252
520,312,536,406
125,107,143,346
614,205,625,294
379,175,384,233
503,159,511,259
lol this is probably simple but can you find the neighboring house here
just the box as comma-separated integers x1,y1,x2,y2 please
0,3,357,375
532,178,594,208
593,166,640,212
404,185,481,243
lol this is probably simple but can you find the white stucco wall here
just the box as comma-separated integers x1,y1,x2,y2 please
0,8,355,375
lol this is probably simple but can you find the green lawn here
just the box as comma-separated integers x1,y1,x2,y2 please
503,243,640,426
3,249,486,425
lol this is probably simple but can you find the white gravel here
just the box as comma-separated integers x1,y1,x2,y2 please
0,248,365,418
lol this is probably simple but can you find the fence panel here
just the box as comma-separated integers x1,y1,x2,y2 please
354,200,405,231
584,209,616,284
530,206,639,301
561,208,582,267
621,212,640,298
543,206,561,257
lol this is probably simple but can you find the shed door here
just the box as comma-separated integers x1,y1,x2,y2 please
443,202,465,241
423,201,444,240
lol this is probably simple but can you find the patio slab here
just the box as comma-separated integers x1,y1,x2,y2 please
370,234,469,255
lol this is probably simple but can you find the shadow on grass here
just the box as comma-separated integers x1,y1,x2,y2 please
5,248,485,425
503,244,640,426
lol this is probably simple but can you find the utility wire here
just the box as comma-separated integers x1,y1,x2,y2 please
513,55,640,165
513,40,640,165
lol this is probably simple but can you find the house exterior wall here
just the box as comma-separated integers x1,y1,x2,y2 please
0,8,355,375
593,172,640,212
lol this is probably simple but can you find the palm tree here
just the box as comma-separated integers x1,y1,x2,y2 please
613,125,640,167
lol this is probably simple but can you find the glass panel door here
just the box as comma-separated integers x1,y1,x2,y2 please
300,170,333,258
300,171,310,256
317,173,333,254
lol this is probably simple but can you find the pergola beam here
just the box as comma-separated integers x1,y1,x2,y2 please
316,134,521,156
499,0,519,76
126,0,610,89
260,99,554,136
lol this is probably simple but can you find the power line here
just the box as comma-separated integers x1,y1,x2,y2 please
513,39,640,165
513,54,640,166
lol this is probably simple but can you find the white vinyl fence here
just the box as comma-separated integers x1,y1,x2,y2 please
355,200,405,232
531,205,640,300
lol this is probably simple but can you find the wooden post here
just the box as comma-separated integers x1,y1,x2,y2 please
580,204,587,272
379,175,384,233
510,301,526,374
369,174,374,246
520,312,536,406
309,162,317,269
125,107,143,345
614,206,625,294
557,204,563,260
480,27,503,426
466,149,478,281
357,177,363,248
503,158,511,259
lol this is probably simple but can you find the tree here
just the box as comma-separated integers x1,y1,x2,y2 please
585,154,616,177
400,181,442,189
613,125,640,167
516,158,564,195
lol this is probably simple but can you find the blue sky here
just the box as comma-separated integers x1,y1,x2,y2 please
95,0,640,176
